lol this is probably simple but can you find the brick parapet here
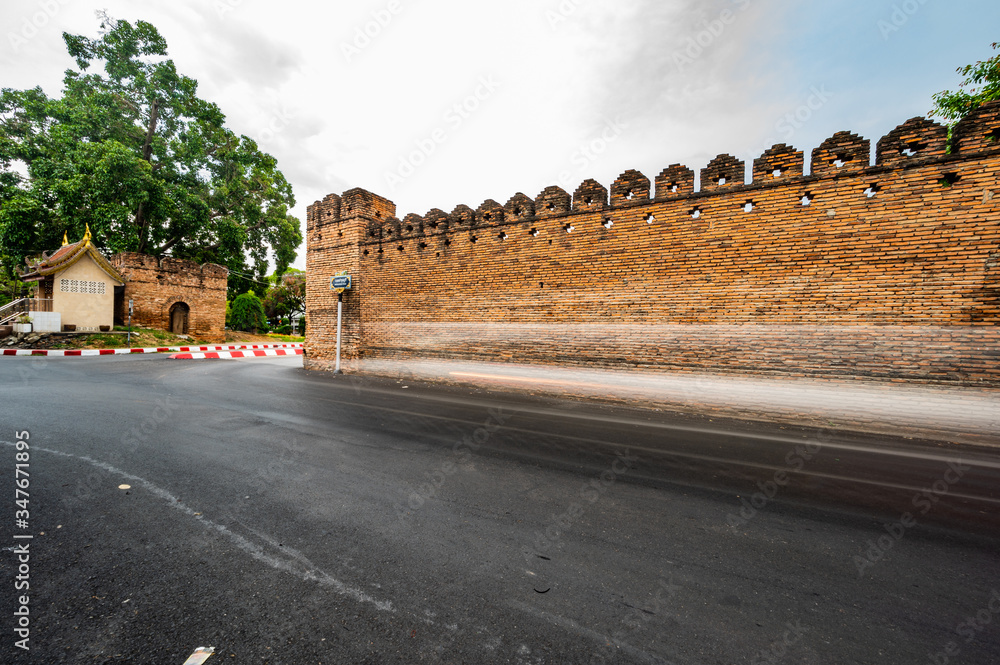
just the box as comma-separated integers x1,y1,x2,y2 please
110,253,228,342
304,105,1000,384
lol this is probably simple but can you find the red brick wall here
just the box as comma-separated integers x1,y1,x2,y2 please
305,103,1000,385
110,253,228,343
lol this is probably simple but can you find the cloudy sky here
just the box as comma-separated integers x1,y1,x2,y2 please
2,0,997,270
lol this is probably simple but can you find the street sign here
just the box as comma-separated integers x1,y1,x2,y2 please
331,274,352,293
128,299,133,316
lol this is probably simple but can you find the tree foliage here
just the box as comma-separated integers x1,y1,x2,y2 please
229,290,267,333
261,269,305,324
932,41,1000,124
0,18,301,290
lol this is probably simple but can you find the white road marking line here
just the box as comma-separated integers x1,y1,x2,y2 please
181,646,215,664
1,441,394,613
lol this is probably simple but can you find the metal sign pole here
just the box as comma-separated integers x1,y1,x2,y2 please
334,292,343,375
127,299,133,345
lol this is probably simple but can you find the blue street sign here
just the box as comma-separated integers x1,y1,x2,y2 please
331,275,352,290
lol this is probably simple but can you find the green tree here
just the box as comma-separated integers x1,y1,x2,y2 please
0,18,301,290
261,269,305,324
932,41,1000,124
229,290,267,333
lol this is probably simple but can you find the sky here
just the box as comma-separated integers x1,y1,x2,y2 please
1,0,998,271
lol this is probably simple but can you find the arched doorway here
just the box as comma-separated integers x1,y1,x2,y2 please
168,302,190,335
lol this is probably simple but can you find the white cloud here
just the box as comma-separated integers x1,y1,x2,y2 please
2,0,998,270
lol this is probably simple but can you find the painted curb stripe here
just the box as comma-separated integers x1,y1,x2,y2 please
169,349,304,360
1,343,303,357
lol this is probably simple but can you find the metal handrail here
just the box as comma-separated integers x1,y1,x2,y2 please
0,298,53,326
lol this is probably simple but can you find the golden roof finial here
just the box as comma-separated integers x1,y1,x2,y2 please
62,231,69,246
83,223,92,244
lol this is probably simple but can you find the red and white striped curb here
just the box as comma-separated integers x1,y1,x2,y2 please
169,348,304,360
1,343,303,357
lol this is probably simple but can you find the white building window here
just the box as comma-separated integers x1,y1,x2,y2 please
60,278,105,295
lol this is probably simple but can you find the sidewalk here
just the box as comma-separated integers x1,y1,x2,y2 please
354,358,1000,445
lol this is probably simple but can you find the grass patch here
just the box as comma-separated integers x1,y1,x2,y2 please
266,333,305,343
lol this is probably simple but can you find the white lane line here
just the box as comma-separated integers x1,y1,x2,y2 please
181,646,215,664
1,441,394,613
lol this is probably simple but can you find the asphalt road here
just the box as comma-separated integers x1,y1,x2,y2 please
1,355,999,664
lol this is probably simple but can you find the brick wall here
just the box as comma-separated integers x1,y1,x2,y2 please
110,253,228,343
305,103,1000,385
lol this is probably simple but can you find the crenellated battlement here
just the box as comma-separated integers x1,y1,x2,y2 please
308,103,1000,250
305,103,1000,384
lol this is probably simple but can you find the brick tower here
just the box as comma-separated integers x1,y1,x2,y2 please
305,188,396,370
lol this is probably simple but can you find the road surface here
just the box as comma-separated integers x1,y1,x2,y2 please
1,355,998,664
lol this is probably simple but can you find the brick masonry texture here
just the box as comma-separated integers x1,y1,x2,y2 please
110,253,228,342
305,103,1000,386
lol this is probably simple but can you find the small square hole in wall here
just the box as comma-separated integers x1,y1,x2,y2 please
833,155,848,168
801,192,813,206
546,203,555,211
564,223,575,233
986,128,1000,143
773,169,782,178
743,201,755,213
513,207,523,216
470,235,478,243
690,207,701,219
529,228,539,237
645,214,655,224
444,238,452,246
397,245,404,252
602,218,614,229
670,183,679,193
718,177,727,186
625,190,634,200
419,242,428,249
864,184,880,198
363,249,369,256
484,213,491,221
585,197,593,205
498,232,508,241
939,172,960,188
406,225,413,232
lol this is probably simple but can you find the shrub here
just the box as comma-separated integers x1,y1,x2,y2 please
229,291,267,332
